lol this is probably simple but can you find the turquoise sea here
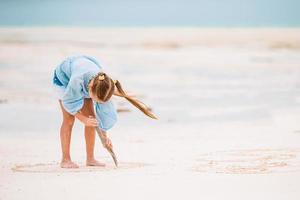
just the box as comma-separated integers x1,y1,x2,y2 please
0,0,299,27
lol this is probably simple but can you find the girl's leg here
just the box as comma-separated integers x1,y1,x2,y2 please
59,100,79,168
81,98,105,166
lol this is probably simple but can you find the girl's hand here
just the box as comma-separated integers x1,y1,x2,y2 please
83,116,99,127
75,112,98,127
105,137,113,149
101,131,113,149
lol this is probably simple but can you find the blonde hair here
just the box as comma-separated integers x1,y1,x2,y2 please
90,72,157,119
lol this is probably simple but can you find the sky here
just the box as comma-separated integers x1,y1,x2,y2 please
0,0,299,27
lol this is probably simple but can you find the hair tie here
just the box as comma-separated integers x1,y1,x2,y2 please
98,74,105,81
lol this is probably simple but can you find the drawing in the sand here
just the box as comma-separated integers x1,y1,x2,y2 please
193,148,300,174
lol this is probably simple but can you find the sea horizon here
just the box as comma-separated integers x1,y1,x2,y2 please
1,25,300,29
1,0,299,27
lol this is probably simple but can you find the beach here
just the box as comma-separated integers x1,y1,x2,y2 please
1,27,300,199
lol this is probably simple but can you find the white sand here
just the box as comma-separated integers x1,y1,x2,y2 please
0,28,300,200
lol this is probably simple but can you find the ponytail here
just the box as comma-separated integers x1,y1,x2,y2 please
114,80,157,120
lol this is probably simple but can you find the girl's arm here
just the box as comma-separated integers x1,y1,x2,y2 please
99,129,112,149
75,111,112,148
75,111,98,127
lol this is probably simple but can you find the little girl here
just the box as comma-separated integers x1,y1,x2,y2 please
52,55,156,168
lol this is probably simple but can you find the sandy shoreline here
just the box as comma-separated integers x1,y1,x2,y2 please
1,27,300,199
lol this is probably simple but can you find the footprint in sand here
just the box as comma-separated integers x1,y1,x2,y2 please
193,148,300,174
12,162,149,173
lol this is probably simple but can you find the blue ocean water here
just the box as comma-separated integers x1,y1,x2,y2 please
0,0,299,27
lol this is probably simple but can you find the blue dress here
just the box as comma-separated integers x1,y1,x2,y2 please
52,55,118,132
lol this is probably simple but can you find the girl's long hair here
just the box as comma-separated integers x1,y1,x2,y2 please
91,72,157,119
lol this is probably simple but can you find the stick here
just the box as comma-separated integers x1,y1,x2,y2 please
95,127,118,167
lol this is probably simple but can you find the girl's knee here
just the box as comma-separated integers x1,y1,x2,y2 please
62,116,75,127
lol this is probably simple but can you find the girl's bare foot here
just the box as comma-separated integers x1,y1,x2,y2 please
86,159,106,167
60,160,79,168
